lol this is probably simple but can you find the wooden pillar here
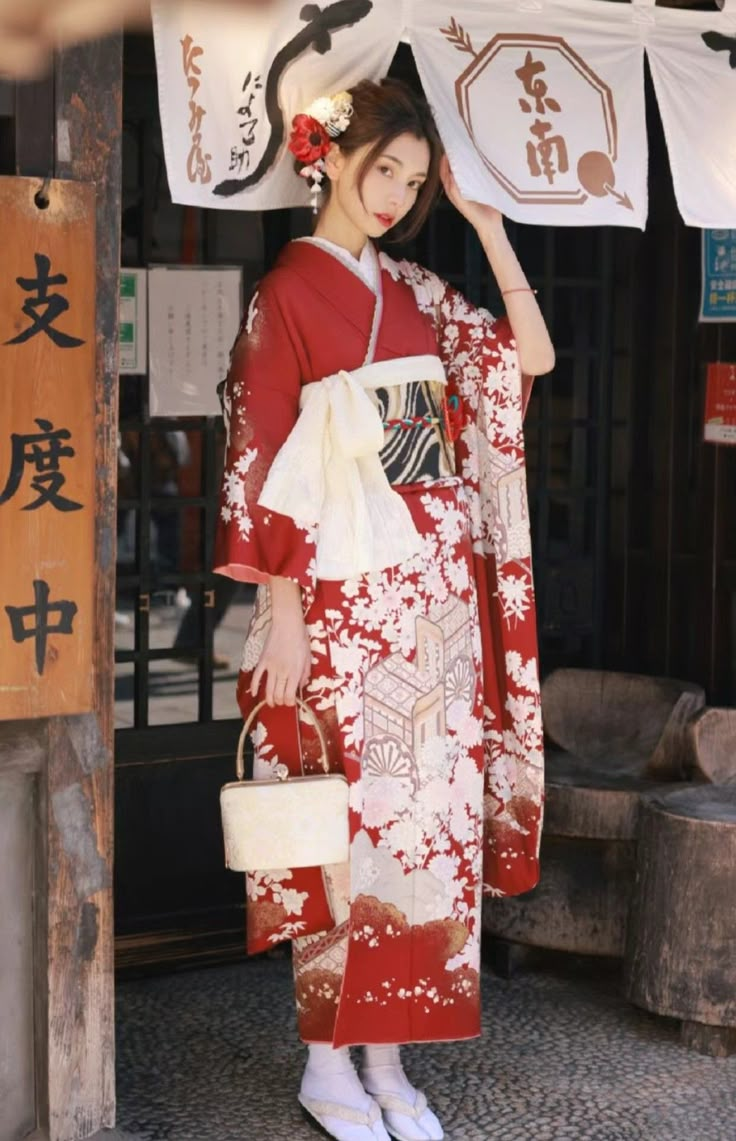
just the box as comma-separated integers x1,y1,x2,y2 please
0,35,122,1141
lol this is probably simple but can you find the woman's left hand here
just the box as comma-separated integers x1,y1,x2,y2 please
439,154,504,234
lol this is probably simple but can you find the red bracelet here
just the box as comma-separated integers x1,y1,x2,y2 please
502,287,538,296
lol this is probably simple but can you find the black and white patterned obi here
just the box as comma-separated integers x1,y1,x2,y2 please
374,380,455,485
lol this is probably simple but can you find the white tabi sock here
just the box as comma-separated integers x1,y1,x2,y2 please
360,1046,444,1141
300,1044,390,1141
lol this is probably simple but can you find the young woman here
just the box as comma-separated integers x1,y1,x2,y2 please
214,78,554,1141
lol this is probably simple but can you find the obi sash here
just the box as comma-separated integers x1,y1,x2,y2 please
257,354,447,581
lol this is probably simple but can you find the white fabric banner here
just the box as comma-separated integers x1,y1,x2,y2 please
152,0,736,228
412,0,649,228
151,0,402,211
643,0,736,228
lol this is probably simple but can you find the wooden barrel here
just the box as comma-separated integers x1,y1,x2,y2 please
624,785,736,1056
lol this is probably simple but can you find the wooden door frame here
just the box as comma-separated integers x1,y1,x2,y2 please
0,37,122,1141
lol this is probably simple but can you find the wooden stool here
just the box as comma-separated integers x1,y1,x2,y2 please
483,670,705,962
688,706,736,783
624,785,736,1057
541,669,705,782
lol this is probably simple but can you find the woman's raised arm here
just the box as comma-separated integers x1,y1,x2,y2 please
439,155,555,378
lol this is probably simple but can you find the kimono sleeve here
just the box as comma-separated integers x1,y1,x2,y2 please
397,259,544,897
434,279,533,418
213,277,316,591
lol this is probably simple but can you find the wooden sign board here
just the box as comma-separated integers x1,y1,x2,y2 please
0,177,96,719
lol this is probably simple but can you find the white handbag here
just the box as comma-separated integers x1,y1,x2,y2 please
220,697,350,873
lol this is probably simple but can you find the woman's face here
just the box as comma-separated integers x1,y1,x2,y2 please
326,131,431,240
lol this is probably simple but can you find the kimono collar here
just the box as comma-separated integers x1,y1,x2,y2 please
297,237,380,294
281,238,383,366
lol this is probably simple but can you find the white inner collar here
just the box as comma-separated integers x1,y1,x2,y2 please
297,236,380,294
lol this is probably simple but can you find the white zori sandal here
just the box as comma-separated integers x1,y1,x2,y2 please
362,1089,444,1141
298,1093,390,1141
359,1046,444,1141
300,1044,391,1141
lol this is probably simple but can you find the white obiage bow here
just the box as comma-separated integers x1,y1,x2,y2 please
257,366,424,581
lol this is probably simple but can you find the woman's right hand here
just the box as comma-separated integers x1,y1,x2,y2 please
250,577,311,706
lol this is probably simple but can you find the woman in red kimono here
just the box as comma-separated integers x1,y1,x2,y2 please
214,79,554,1141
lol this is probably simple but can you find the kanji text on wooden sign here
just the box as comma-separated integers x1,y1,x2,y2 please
0,177,96,719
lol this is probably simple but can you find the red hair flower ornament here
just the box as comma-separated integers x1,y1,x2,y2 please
288,91,353,211
289,115,330,164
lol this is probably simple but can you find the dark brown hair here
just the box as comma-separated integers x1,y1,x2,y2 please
324,78,442,242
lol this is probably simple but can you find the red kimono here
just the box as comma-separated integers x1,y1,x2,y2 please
214,239,543,1047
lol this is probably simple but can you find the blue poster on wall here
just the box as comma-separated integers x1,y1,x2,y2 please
700,230,736,323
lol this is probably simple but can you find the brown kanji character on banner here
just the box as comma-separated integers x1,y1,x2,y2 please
516,49,562,115
526,118,570,184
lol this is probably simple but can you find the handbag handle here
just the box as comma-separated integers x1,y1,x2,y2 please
235,696,329,781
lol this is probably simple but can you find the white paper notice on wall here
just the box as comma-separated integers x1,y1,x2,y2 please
148,266,242,417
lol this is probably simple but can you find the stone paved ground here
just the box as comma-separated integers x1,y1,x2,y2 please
113,954,735,1141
